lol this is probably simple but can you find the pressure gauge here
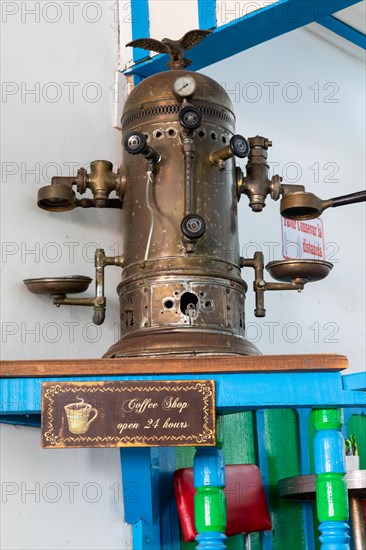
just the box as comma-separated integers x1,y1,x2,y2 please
173,75,197,98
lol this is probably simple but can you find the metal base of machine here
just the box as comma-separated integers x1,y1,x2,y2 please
104,329,261,358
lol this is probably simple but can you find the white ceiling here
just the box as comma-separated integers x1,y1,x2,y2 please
335,0,366,34
305,1,365,60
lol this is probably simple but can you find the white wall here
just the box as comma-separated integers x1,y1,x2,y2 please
1,2,365,549
203,25,366,370
1,2,129,549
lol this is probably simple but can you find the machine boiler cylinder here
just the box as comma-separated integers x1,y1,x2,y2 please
105,70,259,357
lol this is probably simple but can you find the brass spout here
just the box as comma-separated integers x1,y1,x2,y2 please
281,190,366,220
37,160,122,211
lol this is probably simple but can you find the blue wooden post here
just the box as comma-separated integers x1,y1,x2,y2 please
120,447,180,550
194,416,227,549
312,409,350,550
297,408,316,550
255,410,274,550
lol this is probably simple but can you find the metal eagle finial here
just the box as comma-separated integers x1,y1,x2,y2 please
126,29,212,70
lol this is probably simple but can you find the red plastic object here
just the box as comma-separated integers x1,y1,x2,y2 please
173,464,272,542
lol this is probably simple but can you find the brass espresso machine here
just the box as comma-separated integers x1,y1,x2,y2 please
24,31,366,358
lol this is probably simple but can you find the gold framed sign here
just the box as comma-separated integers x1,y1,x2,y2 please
41,380,215,448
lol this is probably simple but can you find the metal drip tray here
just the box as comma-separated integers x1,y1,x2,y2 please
266,259,333,283
24,276,92,296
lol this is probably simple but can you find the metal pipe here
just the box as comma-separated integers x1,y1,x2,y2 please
240,252,306,318
241,252,266,317
349,496,366,550
144,170,155,262
52,249,124,325
75,198,122,209
182,135,195,216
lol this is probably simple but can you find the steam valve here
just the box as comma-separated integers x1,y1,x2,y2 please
230,135,250,158
210,134,249,168
179,105,202,131
124,131,161,164
181,214,206,239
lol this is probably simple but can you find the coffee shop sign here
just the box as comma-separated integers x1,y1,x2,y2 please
41,380,216,448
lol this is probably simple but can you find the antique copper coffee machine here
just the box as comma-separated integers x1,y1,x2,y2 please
24,31,366,358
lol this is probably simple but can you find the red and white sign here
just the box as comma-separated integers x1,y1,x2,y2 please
281,217,325,260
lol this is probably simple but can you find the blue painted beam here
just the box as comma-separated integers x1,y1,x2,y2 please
198,0,217,30
1,372,366,416
123,0,362,79
0,414,41,427
318,14,366,49
342,372,366,391
130,0,150,63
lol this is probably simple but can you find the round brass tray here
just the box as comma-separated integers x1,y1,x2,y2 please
23,276,92,296
266,259,333,283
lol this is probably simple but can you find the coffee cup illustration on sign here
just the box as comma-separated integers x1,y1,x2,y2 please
64,397,98,435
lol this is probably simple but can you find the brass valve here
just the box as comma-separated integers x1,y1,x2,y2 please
37,160,122,211
241,136,281,212
238,135,306,212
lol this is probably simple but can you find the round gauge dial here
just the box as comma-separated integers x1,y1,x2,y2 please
173,75,197,98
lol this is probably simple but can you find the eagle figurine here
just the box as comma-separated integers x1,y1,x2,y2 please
126,29,212,70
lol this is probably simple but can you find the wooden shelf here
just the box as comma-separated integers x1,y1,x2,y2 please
0,354,348,378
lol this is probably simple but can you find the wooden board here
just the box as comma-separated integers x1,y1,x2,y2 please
0,354,348,378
